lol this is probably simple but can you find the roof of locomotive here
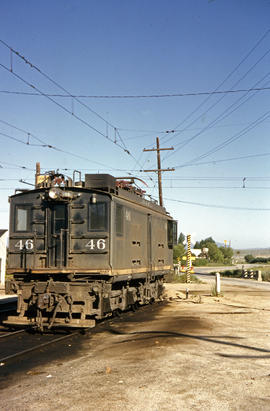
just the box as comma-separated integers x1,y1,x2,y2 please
10,172,171,217
84,174,169,215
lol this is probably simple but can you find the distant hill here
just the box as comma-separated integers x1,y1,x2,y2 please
233,248,270,258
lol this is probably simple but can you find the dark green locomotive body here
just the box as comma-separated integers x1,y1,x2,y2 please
5,173,177,330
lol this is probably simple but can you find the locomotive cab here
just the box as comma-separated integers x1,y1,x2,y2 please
8,182,111,275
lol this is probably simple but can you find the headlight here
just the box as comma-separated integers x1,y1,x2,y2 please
48,187,62,200
48,188,79,200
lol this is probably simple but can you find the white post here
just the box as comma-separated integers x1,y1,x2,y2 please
257,270,262,282
0,232,7,287
215,272,221,296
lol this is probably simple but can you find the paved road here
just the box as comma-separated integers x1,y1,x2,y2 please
195,264,267,274
195,271,270,290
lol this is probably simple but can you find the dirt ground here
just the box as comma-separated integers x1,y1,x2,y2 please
1,277,270,411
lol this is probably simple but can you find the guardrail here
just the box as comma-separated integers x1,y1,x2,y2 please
242,269,262,281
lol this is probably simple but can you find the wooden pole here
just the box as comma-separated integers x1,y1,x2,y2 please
156,138,163,207
142,138,174,207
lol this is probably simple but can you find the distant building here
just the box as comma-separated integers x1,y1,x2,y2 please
191,249,202,258
0,230,8,286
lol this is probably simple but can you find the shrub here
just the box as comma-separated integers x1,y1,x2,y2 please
172,273,202,283
244,254,255,263
244,255,270,264
193,258,208,266
262,271,270,282
211,269,242,278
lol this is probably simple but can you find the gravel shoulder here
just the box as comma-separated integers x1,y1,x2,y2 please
1,277,270,411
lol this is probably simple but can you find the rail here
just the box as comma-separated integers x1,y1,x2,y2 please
0,331,78,364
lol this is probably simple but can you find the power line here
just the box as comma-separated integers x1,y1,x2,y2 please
0,40,116,127
0,119,46,145
163,27,270,145
121,121,270,134
0,178,22,181
162,78,270,168
0,60,114,143
170,68,270,157
164,54,270,163
161,176,270,181
160,29,270,169
183,108,270,166
163,197,270,211
0,160,34,170
38,151,270,173
0,119,124,170
0,39,132,157
173,152,270,168
149,186,270,189
1,86,270,99
0,130,45,147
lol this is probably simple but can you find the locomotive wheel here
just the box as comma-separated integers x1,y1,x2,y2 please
131,304,137,312
113,309,121,317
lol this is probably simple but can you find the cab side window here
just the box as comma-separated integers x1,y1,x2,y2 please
115,204,123,236
15,205,31,232
88,202,108,231
167,220,177,249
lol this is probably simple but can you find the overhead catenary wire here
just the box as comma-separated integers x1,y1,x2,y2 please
181,108,270,167
0,160,35,170
2,38,269,177
0,39,117,129
168,67,270,159
0,119,126,170
0,130,45,147
163,197,270,211
173,151,270,168
163,52,270,165
0,39,134,158
160,77,270,170
149,186,270,189
1,86,270,99
1,38,268,187
162,27,270,146
161,176,270,180
1,151,267,175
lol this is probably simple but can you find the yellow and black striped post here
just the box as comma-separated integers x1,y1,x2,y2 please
186,234,191,283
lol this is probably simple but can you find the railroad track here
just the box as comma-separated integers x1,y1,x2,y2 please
0,301,164,367
0,328,78,365
0,329,24,339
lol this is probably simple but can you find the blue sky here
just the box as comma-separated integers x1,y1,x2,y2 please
0,0,270,248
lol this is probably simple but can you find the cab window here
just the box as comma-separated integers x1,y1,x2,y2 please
88,202,108,231
15,205,31,232
115,204,123,236
168,220,177,249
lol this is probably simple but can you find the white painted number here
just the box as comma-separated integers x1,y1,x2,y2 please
25,239,34,250
97,239,106,250
15,239,34,250
85,239,106,250
85,239,95,250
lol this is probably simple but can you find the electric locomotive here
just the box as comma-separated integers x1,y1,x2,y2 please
5,164,177,330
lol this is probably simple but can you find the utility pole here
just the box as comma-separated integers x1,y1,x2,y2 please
142,137,174,207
